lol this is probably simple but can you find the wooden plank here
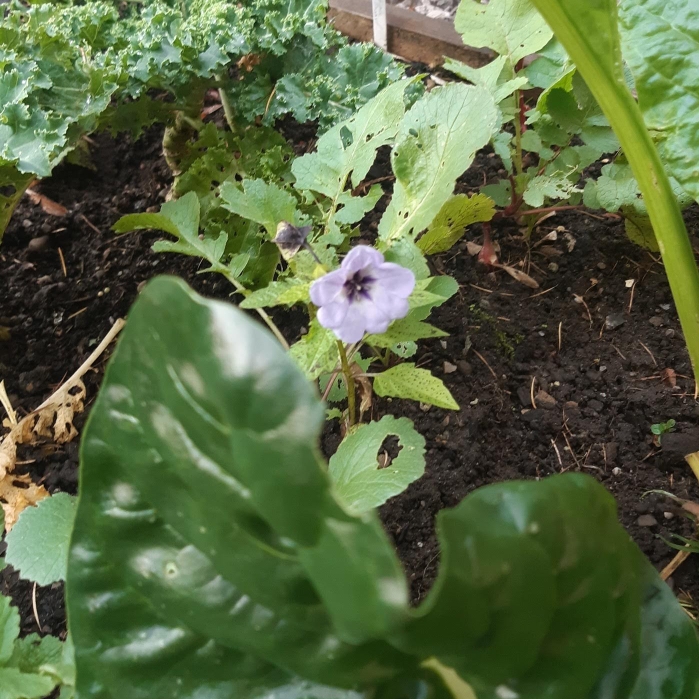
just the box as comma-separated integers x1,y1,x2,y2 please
372,0,388,50
328,0,492,67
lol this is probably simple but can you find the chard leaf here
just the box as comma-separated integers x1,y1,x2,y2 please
373,364,459,410
454,0,553,66
417,194,496,255
619,0,699,202
4,493,77,586
329,416,425,515
67,276,699,699
378,84,498,247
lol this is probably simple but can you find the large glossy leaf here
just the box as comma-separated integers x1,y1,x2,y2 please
68,277,699,699
67,276,416,698
619,0,699,203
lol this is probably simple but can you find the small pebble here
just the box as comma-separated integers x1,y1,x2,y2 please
27,235,49,252
535,389,556,410
665,328,675,338
649,316,663,327
637,514,658,528
443,361,457,374
664,511,675,520
457,360,473,376
605,313,625,330
612,467,622,476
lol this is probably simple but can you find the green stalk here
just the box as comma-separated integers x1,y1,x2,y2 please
337,341,356,427
512,89,524,178
216,73,237,134
0,172,33,244
531,0,699,385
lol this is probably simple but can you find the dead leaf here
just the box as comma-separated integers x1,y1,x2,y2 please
26,189,68,217
0,378,85,531
237,54,262,72
466,241,482,256
682,499,699,519
500,264,539,289
352,363,373,421
0,474,49,531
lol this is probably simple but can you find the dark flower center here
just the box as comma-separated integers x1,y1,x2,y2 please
344,270,375,302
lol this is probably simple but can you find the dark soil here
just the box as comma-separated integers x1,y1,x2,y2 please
2,122,699,644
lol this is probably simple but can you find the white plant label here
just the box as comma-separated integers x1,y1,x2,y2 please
372,0,388,50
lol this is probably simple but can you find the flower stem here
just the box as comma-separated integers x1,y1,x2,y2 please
337,341,356,427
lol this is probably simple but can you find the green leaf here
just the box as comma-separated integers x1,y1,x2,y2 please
443,56,528,105
378,84,499,246
454,0,553,66
417,194,495,254
328,416,426,515
524,38,576,90
373,364,459,410
523,172,582,208
67,277,419,697
0,668,55,699
219,179,302,238
623,210,659,253
289,321,340,380
619,0,699,202
114,192,227,270
4,493,77,585
409,276,460,321
9,635,63,677
292,79,417,236
366,319,448,348
240,280,311,310
0,596,19,666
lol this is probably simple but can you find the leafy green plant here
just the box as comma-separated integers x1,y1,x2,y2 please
0,593,74,699
0,0,401,242
67,276,699,698
526,0,699,383
4,493,77,586
117,78,500,424
651,419,676,446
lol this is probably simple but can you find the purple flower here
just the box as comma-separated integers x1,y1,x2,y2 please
310,246,416,343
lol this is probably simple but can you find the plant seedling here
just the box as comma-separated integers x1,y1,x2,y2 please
651,419,676,446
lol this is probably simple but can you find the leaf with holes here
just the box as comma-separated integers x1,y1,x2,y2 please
417,194,496,255
378,84,498,247
289,321,339,380
454,0,553,66
5,493,77,585
292,79,418,238
328,416,425,515
373,364,459,410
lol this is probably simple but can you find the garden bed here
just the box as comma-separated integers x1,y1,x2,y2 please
2,120,699,641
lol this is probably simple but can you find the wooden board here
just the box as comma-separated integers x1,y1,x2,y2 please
328,0,492,67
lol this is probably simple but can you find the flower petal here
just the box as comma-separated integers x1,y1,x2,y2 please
310,269,347,306
367,285,410,326
341,245,385,274
317,300,350,329
333,303,369,343
375,263,416,299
